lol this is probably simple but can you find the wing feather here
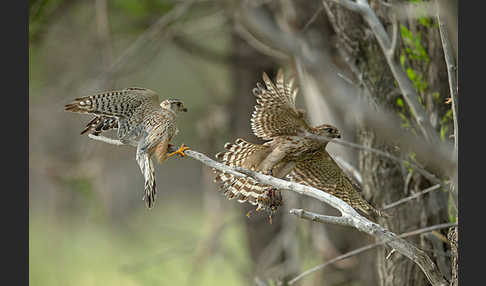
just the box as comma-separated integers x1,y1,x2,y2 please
65,87,160,138
251,69,309,140
288,149,384,217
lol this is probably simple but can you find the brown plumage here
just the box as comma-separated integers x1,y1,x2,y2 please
214,69,340,213
288,148,384,218
214,69,384,218
65,87,188,209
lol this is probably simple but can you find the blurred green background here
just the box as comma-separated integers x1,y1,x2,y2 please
29,1,377,285
29,1,250,285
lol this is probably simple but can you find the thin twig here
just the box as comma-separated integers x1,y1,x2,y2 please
310,136,443,186
287,217,456,285
388,11,399,59
290,209,351,226
301,6,325,32
383,184,442,210
98,0,194,82
233,22,289,60
88,134,126,146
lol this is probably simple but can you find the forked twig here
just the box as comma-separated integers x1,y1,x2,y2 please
287,219,456,285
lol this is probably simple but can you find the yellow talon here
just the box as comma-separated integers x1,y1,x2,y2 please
168,144,190,158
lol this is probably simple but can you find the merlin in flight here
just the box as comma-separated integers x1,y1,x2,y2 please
65,87,189,209
214,69,384,218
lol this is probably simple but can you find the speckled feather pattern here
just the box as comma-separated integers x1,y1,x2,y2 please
251,69,309,140
215,69,383,218
213,139,283,212
214,70,335,213
288,147,384,218
65,87,185,209
65,87,162,139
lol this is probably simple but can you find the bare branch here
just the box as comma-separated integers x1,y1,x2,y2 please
435,0,458,210
94,0,194,85
301,6,324,32
326,0,364,13
233,22,290,61
309,136,444,186
88,134,126,146
388,11,399,59
287,220,457,285
382,184,442,210
236,4,456,183
179,149,448,286
324,0,437,142
86,131,448,286
435,1,458,153
289,209,351,226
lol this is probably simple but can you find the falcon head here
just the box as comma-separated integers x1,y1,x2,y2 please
315,124,341,139
161,99,188,113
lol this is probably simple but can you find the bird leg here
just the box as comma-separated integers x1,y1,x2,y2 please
167,143,190,158
87,134,125,146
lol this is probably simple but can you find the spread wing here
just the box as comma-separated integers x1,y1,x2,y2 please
288,148,384,218
65,87,160,139
251,69,310,140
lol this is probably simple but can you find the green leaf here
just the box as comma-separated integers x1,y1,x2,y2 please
400,54,406,67
396,98,404,107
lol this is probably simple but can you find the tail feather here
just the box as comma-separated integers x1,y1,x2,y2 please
64,96,100,113
143,157,157,209
136,148,157,209
214,138,283,213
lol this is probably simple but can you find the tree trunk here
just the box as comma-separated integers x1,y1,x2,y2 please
324,1,452,285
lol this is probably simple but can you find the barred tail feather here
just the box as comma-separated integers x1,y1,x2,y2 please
213,171,283,213
64,95,100,114
136,148,157,209
214,138,283,212
143,156,157,209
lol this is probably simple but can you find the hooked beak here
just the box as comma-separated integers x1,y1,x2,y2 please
182,107,188,112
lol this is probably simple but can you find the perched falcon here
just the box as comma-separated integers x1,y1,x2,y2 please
214,69,383,218
65,87,189,209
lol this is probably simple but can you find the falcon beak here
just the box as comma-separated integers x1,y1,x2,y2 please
182,107,188,112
